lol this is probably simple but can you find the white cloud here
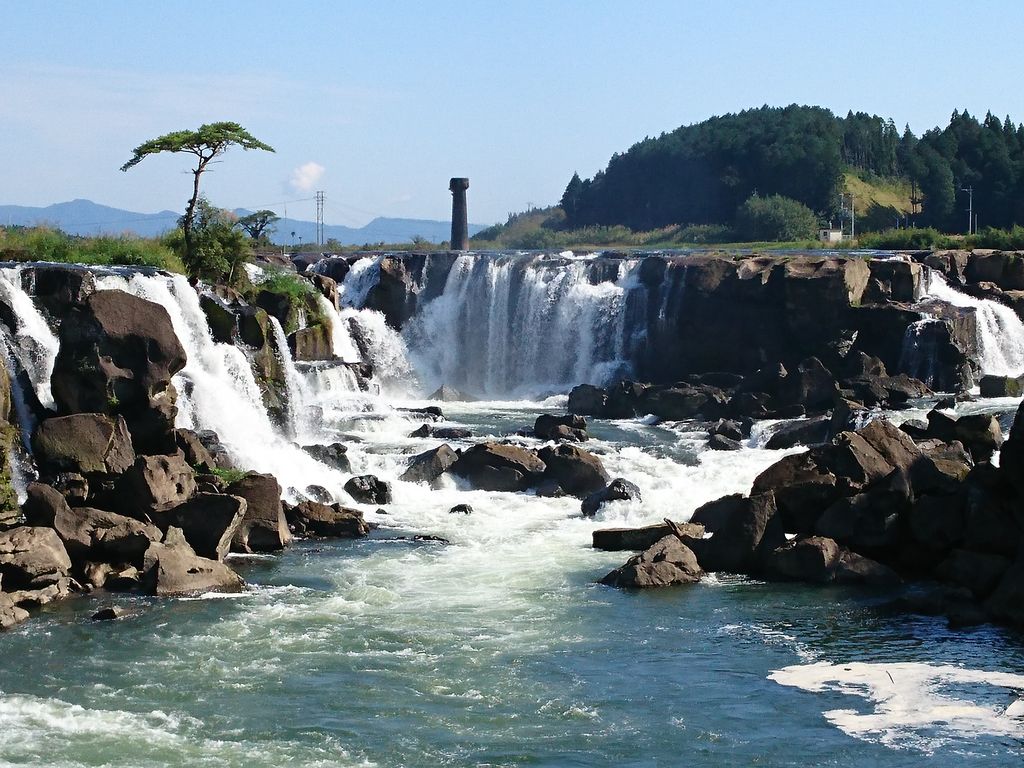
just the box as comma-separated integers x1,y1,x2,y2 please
289,162,325,193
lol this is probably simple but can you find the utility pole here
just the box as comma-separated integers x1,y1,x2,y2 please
315,191,325,246
960,185,973,234
839,192,856,240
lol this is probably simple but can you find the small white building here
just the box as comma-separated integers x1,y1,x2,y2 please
818,226,843,243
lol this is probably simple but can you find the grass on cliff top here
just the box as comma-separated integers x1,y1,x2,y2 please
0,226,186,272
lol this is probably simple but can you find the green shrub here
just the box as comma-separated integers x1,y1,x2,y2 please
0,226,185,272
735,194,819,242
858,227,952,250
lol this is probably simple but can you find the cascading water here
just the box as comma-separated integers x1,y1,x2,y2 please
402,253,642,398
920,270,1024,376
92,272,350,497
0,268,60,410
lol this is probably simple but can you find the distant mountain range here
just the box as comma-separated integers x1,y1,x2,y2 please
0,199,486,245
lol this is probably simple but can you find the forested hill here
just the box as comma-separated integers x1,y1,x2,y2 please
561,105,1024,233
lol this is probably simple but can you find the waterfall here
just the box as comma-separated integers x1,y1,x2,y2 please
0,268,61,410
316,294,361,362
92,272,348,496
920,271,1024,376
401,253,642,398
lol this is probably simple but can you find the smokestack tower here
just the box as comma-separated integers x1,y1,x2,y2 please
449,177,469,250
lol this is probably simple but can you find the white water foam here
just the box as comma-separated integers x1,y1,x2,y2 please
770,661,1024,752
921,272,1024,376
402,254,642,398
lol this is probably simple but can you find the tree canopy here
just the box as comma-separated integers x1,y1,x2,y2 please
120,122,274,281
236,210,280,243
561,105,1024,235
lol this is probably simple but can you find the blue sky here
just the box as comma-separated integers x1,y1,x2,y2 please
3,1,1023,227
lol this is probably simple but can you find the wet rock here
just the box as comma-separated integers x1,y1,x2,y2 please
985,557,1024,627
779,357,839,412
688,492,784,573
765,536,841,583
924,410,1003,463
303,485,333,503
23,482,161,566
814,469,912,555
708,419,744,441
287,501,370,538
833,550,900,586
535,479,566,497
707,434,742,451
142,527,244,596
198,293,236,344
0,593,29,630
116,452,196,516
765,416,831,450
225,473,291,553
0,526,72,589
600,535,702,588
451,442,546,492
51,472,89,506
302,442,352,473
174,428,219,473
582,477,642,517
195,430,234,470
344,474,393,505
592,521,703,552
288,324,333,362
309,273,339,308
979,374,1024,398
567,384,608,416
400,444,457,485
51,289,187,453
428,385,475,402
33,413,135,477
538,444,609,498
909,439,973,495
91,606,126,621
752,452,840,534
936,549,1011,599
154,493,247,561
534,413,588,442
449,503,473,515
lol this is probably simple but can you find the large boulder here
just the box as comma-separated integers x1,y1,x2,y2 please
534,413,588,442
537,444,609,498
0,526,72,589
400,444,458,485
302,443,352,473
23,482,160,565
600,535,702,588
765,416,831,450
751,452,840,534
155,493,247,561
567,384,608,416
0,593,29,631
814,469,912,556
116,452,196,516
985,557,1024,627
688,492,785,574
451,442,546,492
344,474,393,505
924,410,1003,463
288,325,333,362
141,527,244,596
287,501,370,538
592,521,703,552
174,428,219,473
764,536,841,583
33,413,136,477
51,290,187,453
225,473,291,553
581,478,642,516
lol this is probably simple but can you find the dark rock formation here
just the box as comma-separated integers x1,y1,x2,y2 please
302,442,352,472
537,444,609,498
451,442,546,492
141,527,243,596
592,521,702,552
344,474,392,505
33,413,136,477
582,478,641,516
153,493,246,561
600,535,702,588
225,473,291,553
116,452,196,516
534,413,588,442
287,501,370,538
400,444,457,485
51,290,187,453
